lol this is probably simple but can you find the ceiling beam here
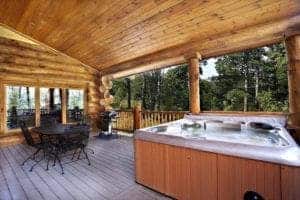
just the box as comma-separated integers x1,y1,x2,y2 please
103,14,300,79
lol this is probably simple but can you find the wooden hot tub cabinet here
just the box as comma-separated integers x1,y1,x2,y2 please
134,139,300,200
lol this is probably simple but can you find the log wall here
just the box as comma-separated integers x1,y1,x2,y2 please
0,37,103,135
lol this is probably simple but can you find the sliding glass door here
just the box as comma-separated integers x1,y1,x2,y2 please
40,88,62,123
67,89,84,123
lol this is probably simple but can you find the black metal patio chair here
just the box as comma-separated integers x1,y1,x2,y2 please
66,125,92,165
20,121,50,171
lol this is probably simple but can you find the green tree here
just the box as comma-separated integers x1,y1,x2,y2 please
160,64,189,111
111,79,128,109
110,43,288,113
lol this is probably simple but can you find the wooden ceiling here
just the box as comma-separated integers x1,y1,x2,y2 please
0,0,300,75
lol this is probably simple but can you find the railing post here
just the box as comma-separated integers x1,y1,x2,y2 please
0,81,4,134
35,87,40,127
61,89,67,124
133,105,142,131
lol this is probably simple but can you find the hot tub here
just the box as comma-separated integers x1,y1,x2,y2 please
136,114,299,166
134,114,300,200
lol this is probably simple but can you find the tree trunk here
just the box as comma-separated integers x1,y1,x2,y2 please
18,87,21,99
26,87,30,108
142,74,147,109
125,78,131,109
156,72,161,110
244,76,248,112
255,69,259,108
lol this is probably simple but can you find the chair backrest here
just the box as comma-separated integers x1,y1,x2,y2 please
70,125,90,146
41,116,57,128
20,121,35,146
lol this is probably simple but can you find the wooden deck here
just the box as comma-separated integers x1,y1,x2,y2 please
0,136,170,200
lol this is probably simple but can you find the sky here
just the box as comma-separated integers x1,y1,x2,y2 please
200,58,219,80
131,57,220,80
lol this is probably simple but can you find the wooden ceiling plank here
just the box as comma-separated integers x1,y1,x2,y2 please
46,0,109,43
66,0,184,56
81,0,227,59
95,0,239,47
84,0,186,45
84,0,292,65
101,14,300,76
16,0,49,35
49,0,127,50
0,0,299,72
95,0,298,68
0,0,30,27
103,0,293,53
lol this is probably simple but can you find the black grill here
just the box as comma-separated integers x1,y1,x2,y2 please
98,111,118,139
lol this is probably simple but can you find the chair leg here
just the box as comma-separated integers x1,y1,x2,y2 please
46,154,50,171
86,148,94,154
71,149,77,160
77,149,82,160
56,154,64,175
82,148,91,165
29,156,44,172
21,148,41,166
52,156,56,166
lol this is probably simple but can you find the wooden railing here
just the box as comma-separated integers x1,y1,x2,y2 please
111,108,288,134
112,107,187,133
112,110,134,132
141,111,187,128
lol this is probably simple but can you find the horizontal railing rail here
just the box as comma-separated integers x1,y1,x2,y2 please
112,108,288,134
141,110,187,128
112,108,188,133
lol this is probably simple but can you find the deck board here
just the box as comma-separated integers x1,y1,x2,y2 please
0,136,170,200
10,145,76,200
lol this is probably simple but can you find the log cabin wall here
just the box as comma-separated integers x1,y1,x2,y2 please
0,36,103,136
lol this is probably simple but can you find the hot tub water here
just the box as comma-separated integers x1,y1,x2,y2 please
144,115,291,147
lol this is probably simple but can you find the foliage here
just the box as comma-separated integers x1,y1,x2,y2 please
224,89,246,111
257,91,288,112
7,86,35,111
160,64,189,111
110,79,128,109
68,90,84,109
111,43,288,112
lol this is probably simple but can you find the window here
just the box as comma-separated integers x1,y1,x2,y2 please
67,89,84,123
40,88,62,123
2,86,86,133
6,86,35,129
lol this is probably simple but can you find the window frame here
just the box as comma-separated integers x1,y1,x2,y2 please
1,83,87,135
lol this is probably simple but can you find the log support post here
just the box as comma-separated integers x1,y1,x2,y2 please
187,52,201,114
61,89,67,124
286,35,300,136
84,86,88,115
133,104,142,130
35,87,40,127
0,81,4,134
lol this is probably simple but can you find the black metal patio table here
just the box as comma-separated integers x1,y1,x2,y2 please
31,124,90,174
